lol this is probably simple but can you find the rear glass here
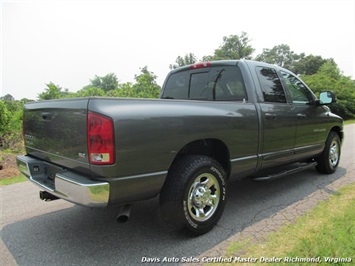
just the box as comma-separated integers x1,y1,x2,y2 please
162,66,247,101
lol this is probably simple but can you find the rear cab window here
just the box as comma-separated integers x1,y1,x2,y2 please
162,65,247,102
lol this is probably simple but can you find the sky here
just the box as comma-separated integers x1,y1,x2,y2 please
1,0,355,100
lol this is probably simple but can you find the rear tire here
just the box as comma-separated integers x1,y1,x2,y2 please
160,155,227,236
316,131,341,174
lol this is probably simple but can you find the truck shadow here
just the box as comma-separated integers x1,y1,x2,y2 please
2,166,346,265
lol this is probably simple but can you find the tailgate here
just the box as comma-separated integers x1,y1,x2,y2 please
23,98,90,172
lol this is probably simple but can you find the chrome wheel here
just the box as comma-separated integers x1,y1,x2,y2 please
160,155,226,235
329,139,340,168
316,131,341,174
187,173,220,222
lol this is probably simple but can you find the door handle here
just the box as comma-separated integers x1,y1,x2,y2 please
265,113,277,119
297,113,306,119
42,112,53,120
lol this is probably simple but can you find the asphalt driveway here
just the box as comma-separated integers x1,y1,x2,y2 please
1,124,354,265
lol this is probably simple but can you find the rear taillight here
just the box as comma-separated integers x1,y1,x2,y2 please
87,112,115,165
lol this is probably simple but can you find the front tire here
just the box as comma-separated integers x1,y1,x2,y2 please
160,155,227,236
316,131,341,174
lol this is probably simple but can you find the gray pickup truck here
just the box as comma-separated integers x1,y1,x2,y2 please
17,60,343,235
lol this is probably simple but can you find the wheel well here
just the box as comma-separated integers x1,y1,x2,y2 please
172,139,231,177
331,126,344,143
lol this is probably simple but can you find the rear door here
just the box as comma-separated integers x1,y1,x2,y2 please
255,66,296,169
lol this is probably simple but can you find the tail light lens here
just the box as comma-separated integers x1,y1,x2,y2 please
87,112,115,165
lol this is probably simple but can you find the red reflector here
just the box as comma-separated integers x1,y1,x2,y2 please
87,112,115,165
190,62,211,69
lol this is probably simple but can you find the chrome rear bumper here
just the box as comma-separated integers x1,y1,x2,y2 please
16,155,109,207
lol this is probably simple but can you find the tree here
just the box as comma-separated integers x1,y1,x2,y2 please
169,53,198,69
74,86,106,97
106,67,161,98
0,99,24,150
317,59,342,80
0,100,10,135
211,32,255,60
292,54,328,75
89,73,119,92
0,94,15,101
38,82,69,100
132,66,161,98
107,82,135,98
255,44,300,69
20,98,32,103
301,61,355,119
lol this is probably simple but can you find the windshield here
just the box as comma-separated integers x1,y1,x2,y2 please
162,65,247,101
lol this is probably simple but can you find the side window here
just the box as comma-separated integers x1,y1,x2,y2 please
256,67,286,103
163,71,189,99
280,71,314,104
213,67,247,101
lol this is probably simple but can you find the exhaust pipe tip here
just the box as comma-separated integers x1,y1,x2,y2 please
39,191,59,201
116,204,131,223
117,215,129,223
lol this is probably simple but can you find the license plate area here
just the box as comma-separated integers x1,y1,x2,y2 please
18,156,66,190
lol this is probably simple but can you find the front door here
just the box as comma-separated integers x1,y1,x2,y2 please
280,70,326,159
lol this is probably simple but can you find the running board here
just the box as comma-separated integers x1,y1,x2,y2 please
252,162,317,182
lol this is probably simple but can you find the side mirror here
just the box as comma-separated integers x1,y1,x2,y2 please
317,91,337,105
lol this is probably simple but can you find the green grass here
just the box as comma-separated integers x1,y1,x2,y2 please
0,175,27,186
219,183,355,266
344,119,355,125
